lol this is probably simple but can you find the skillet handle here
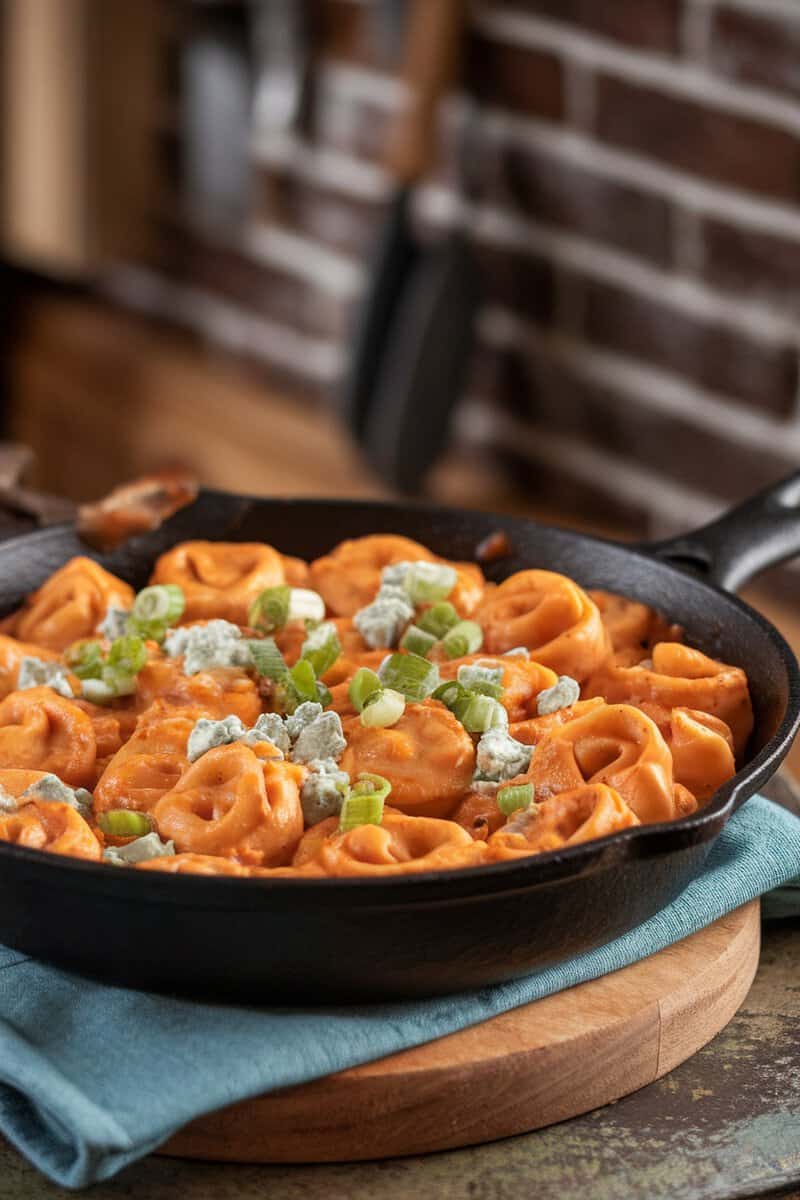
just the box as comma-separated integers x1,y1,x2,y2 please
645,473,800,593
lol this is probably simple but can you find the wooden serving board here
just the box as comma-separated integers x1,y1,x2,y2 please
162,900,760,1164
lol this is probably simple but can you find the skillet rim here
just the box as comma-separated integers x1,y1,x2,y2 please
0,491,796,904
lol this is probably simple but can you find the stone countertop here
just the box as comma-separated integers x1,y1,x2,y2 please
1,917,798,1200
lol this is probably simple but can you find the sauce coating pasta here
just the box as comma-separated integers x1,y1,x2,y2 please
0,532,754,875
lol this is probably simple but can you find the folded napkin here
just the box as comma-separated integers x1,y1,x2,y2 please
1,794,799,1190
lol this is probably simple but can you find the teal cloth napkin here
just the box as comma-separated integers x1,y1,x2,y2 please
1,794,799,1191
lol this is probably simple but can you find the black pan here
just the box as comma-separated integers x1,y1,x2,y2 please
0,479,799,1002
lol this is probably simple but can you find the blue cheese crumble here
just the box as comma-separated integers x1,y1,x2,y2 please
284,701,323,741
536,675,580,716
300,758,350,826
17,656,75,699
353,588,414,650
187,714,290,762
97,606,131,641
164,620,253,675
103,832,175,866
475,729,532,783
293,711,346,764
20,773,93,818
503,647,530,659
0,784,17,813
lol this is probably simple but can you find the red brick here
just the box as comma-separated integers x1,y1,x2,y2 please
595,75,800,204
482,137,672,265
258,168,385,258
468,37,565,122
476,244,558,326
710,7,800,102
700,217,800,312
476,344,799,502
578,274,797,417
481,0,682,53
153,221,352,342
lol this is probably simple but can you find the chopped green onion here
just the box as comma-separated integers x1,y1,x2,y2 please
338,773,391,831
315,681,333,708
287,588,325,624
338,792,386,832
402,561,457,605
378,652,440,702
400,624,437,657
98,809,153,837
301,624,341,678
348,667,382,713
132,584,185,626
432,679,470,709
100,668,137,698
248,585,291,634
248,637,289,681
67,640,105,680
442,620,483,660
288,658,319,705
497,782,535,816
81,678,117,704
107,635,147,675
452,693,508,733
360,688,406,728
417,601,459,639
351,773,392,802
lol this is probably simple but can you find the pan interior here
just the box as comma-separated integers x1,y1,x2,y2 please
0,491,793,774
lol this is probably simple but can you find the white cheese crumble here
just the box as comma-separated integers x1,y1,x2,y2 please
103,832,175,866
164,620,253,675
287,588,325,623
186,713,289,762
97,606,131,641
353,590,414,650
536,675,581,716
17,657,75,699
292,711,346,764
284,701,323,741
20,774,93,818
475,729,532,783
300,758,350,826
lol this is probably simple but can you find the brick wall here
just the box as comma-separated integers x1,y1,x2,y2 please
108,0,800,536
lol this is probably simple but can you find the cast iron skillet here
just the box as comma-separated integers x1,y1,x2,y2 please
0,478,799,1002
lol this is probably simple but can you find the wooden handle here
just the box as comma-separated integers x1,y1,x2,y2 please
384,0,466,184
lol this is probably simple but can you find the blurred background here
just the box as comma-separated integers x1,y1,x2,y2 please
1,0,799,558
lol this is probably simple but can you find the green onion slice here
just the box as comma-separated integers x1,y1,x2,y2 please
497,782,535,816
400,624,437,657
248,585,291,634
403,561,457,605
348,667,382,713
132,584,185,626
338,792,386,832
457,663,503,699
432,680,470,709
442,620,483,660
378,652,440,702
81,678,117,704
452,693,507,733
98,809,154,837
417,601,459,639
107,635,148,675
67,640,105,680
289,658,319,705
360,688,406,728
301,624,341,678
350,772,392,802
248,637,289,681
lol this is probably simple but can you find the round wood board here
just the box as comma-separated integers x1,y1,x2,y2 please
161,900,760,1164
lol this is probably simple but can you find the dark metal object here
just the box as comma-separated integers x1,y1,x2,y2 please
0,480,798,1001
